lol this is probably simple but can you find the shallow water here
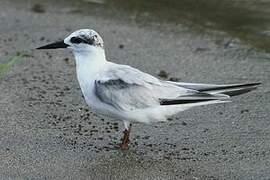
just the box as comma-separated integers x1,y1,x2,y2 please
12,0,270,52
73,0,270,52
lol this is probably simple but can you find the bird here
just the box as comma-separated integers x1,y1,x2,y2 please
37,29,260,149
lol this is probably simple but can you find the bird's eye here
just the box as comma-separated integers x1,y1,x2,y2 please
70,37,83,44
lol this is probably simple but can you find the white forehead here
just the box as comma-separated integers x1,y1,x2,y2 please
67,29,100,38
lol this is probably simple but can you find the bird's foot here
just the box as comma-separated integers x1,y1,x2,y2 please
120,129,130,150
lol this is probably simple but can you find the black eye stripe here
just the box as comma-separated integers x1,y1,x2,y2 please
69,35,103,48
70,36,95,45
70,37,83,44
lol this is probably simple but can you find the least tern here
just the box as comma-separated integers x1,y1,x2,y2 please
37,29,260,149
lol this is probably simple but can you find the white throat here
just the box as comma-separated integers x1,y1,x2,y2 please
73,48,107,97
74,48,107,76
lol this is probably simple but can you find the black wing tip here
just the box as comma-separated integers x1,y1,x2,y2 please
243,82,261,86
224,82,262,88
159,99,217,105
222,86,257,96
199,82,261,92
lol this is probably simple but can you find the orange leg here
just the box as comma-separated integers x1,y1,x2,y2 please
120,122,131,150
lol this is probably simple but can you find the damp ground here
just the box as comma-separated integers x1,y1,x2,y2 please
0,0,270,179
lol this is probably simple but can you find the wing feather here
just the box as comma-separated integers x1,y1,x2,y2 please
94,63,234,111
95,64,164,111
95,79,159,111
166,81,260,96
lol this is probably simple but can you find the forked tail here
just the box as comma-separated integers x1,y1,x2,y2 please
160,82,260,105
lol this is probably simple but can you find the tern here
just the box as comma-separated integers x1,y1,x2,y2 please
37,29,260,149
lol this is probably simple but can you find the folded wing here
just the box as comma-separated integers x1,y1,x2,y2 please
165,81,260,96
94,64,243,111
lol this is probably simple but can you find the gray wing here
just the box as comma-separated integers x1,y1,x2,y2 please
94,64,162,111
95,79,159,111
94,64,230,111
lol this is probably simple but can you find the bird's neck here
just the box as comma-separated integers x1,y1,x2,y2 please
74,49,107,77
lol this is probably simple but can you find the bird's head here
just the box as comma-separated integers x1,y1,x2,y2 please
37,29,104,53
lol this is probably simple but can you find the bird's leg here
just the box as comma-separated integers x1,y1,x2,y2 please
120,121,131,150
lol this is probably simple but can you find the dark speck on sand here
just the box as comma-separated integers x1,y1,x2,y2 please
157,70,169,79
118,44,124,49
31,4,45,13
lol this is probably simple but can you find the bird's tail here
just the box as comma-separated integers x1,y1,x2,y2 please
158,82,260,106
130,82,260,123
166,82,260,97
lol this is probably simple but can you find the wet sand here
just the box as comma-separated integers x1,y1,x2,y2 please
0,0,270,179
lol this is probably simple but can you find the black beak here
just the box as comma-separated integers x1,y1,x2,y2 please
36,40,69,49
